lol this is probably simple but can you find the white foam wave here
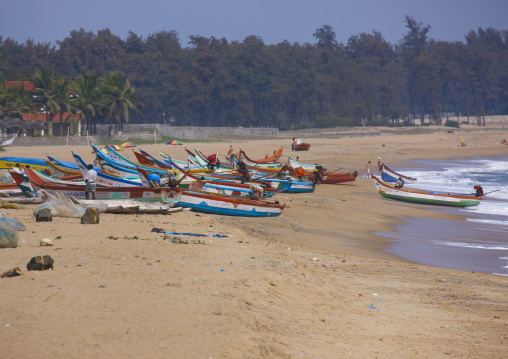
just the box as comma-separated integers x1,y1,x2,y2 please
434,241,508,251
466,218,508,226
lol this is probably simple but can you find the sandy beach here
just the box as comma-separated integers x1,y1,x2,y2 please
1,127,507,358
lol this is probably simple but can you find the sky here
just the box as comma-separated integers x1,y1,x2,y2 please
1,0,507,48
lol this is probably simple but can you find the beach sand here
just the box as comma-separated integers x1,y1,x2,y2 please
1,127,507,358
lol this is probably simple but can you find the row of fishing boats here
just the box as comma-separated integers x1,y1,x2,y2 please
0,146,360,217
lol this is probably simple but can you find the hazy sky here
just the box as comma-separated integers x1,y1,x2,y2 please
1,0,506,48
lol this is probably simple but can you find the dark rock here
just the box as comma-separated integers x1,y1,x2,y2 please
81,207,100,224
36,208,52,222
27,255,54,271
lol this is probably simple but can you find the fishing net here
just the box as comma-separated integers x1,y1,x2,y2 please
0,229,17,248
0,217,26,233
0,203,27,209
0,170,14,184
33,199,86,218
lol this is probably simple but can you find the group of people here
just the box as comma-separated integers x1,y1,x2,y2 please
365,157,383,179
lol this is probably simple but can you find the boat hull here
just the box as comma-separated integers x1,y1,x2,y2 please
379,164,417,183
293,143,310,151
167,191,284,217
373,176,480,207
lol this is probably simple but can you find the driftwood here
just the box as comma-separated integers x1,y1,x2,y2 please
0,197,44,204
1,267,22,278
27,255,54,271
70,196,182,215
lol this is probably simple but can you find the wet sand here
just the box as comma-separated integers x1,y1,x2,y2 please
0,126,507,358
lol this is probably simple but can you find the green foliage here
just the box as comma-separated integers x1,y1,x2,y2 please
1,23,507,130
444,120,460,128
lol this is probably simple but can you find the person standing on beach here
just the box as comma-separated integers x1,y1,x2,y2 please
377,157,382,172
84,164,97,200
366,161,371,178
36,184,46,198
226,145,235,161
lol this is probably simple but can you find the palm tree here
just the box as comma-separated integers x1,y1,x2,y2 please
70,71,103,135
100,72,142,134
0,72,8,119
33,68,59,133
3,82,37,120
54,77,74,136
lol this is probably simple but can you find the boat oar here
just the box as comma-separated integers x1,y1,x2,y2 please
483,189,500,196
326,167,344,174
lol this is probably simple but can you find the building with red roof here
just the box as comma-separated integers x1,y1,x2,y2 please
3,81,82,136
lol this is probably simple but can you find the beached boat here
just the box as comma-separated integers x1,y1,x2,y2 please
379,163,417,183
24,168,165,202
293,143,311,151
238,150,283,170
310,170,359,184
372,175,481,207
237,148,283,164
45,160,81,177
9,172,35,197
0,156,50,172
0,136,17,147
161,189,286,217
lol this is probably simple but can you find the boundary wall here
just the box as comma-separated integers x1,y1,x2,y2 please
94,125,279,140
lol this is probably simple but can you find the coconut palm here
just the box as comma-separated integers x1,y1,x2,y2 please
70,71,103,135
2,82,37,120
100,72,142,134
33,68,59,132
54,77,75,136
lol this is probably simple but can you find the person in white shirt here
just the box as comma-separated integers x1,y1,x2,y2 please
36,184,46,198
84,164,98,200
12,163,22,174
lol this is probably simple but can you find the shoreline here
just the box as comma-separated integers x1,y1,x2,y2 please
1,129,507,358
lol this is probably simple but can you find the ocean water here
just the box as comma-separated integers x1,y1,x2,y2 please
375,156,508,276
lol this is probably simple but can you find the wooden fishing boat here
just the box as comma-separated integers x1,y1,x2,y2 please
293,143,310,151
237,148,283,164
9,172,35,197
309,170,359,184
24,168,165,202
0,183,23,196
0,156,50,172
379,163,417,183
161,189,286,217
287,155,322,171
238,150,283,170
0,136,17,147
45,160,82,177
372,175,481,207
73,152,145,187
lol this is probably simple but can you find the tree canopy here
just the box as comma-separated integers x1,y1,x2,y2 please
1,18,507,129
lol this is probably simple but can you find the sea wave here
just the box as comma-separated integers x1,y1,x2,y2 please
466,218,508,226
434,241,508,251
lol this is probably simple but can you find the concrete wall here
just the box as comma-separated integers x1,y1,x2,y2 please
9,132,163,147
94,124,279,140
